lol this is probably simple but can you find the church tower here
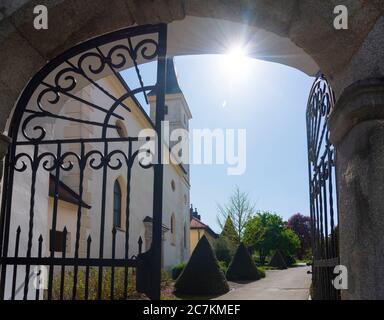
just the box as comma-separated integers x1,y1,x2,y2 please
148,58,192,175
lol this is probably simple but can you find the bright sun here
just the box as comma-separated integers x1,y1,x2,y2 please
221,45,249,77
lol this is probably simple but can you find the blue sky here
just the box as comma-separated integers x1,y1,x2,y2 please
123,55,314,233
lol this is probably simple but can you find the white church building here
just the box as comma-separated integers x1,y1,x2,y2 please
4,58,192,299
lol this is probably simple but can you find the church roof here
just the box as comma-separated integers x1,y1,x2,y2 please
49,174,91,209
190,216,219,239
148,57,182,96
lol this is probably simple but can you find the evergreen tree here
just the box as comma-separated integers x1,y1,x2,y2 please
174,235,229,295
269,250,287,269
226,243,261,281
221,216,239,245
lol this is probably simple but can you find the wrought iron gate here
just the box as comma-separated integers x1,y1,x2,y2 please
0,24,167,300
306,74,340,300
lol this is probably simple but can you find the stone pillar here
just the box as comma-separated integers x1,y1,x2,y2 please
328,78,384,300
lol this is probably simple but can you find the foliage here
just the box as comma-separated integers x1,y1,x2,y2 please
220,216,240,246
257,265,277,273
214,235,236,265
217,186,255,242
287,213,312,259
218,260,228,274
50,267,175,300
269,250,287,269
50,267,144,300
243,211,284,264
243,211,301,263
285,255,296,267
226,243,261,281
174,235,229,295
172,263,186,280
279,228,301,257
257,268,266,278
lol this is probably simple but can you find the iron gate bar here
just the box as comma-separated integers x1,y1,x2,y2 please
150,24,167,301
0,23,167,300
306,74,340,300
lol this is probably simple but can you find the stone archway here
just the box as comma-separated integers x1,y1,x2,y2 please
1,0,383,131
1,0,384,300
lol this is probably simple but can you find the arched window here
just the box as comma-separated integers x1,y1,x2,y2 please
113,180,122,228
170,213,176,246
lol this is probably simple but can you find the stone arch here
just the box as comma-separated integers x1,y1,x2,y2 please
1,1,384,300
1,0,383,133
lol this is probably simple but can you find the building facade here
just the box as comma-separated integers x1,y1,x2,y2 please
189,206,219,255
4,59,192,299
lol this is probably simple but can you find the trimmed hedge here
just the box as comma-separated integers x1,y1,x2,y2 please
174,235,229,295
226,243,261,281
285,255,296,267
172,263,186,280
269,250,288,269
218,260,228,274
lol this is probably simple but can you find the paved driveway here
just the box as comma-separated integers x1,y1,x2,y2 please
215,265,311,300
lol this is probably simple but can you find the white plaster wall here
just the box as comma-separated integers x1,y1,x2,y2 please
4,75,191,299
4,144,50,300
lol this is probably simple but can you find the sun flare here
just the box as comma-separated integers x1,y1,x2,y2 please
221,45,249,78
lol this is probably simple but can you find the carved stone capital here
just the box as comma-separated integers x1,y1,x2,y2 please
328,78,384,146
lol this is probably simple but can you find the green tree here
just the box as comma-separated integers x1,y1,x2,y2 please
243,211,300,264
278,228,301,257
217,187,255,243
220,216,239,244
214,236,234,265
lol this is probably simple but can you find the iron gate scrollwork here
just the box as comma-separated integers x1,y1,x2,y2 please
306,74,340,300
0,24,167,300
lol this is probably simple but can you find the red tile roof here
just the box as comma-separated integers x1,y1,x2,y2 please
190,216,219,238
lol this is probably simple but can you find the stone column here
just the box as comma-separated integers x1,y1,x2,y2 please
328,78,384,300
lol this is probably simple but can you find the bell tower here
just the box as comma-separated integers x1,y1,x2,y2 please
148,58,192,175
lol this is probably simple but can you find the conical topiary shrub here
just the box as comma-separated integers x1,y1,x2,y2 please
226,243,261,281
269,250,288,269
285,255,296,267
174,235,229,295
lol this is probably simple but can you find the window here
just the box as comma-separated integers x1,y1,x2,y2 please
50,230,70,253
113,180,122,228
171,180,175,192
170,213,176,246
164,105,168,115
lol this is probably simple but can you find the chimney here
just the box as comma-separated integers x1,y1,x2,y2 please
193,207,201,220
